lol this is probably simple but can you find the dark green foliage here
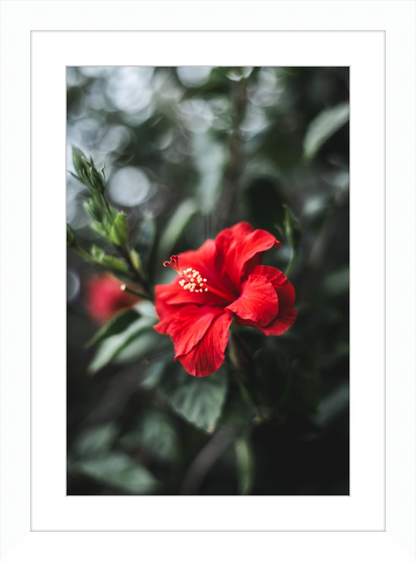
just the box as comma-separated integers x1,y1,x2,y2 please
161,364,228,432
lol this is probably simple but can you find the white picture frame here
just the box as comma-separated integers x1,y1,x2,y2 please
1,1,415,561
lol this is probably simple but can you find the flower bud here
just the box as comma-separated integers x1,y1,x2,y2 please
71,146,106,194
85,274,141,324
71,146,88,178
84,197,104,222
86,163,106,193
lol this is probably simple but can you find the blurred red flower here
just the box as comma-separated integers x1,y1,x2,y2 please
85,274,139,324
154,222,297,377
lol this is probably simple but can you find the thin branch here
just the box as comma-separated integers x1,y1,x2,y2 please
120,284,149,300
180,427,236,495
214,80,247,232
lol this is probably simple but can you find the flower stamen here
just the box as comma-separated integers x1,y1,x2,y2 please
163,255,232,301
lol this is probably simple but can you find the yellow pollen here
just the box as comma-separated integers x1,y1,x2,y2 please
165,256,231,301
176,264,210,296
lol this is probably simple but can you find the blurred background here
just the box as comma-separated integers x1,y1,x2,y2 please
67,67,349,495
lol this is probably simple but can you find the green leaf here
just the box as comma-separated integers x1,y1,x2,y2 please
162,364,228,432
90,245,106,261
278,367,319,416
71,453,158,494
134,213,156,266
135,299,158,318
314,383,349,429
74,423,118,458
110,212,129,249
139,358,169,390
121,411,179,464
86,308,141,349
88,316,155,374
90,245,129,274
243,177,285,234
192,133,226,213
283,205,300,250
72,145,106,193
86,163,106,193
129,249,142,274
280,205,300,278
72,145,88,176
67,223,76,247
235,434,254,495
84,197,104,223
113,330,166,365
100,255,129,274
68,170,86,186
303,102,349,160
324,266,349,297
157,199,197,263
90,221,110,240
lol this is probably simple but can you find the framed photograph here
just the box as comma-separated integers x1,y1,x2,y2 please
66,63,350,500
0,1,414,561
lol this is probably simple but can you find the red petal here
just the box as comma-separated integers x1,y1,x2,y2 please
155,305,224,357
175,239,217,282
251,265,295,302
154,282,179,319
259,295,297,335
153,313,176,335
250,265,296,335
215,222,280,289
154,240,223,319
154,279,226,319
175,311,233,377
226,274,278,327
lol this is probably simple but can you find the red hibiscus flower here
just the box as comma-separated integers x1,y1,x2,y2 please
85,274,140,324
154,222,297,377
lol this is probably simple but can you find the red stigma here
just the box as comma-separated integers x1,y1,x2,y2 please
163,255,181,273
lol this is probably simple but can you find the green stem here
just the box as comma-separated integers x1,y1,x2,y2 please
73,245,100,266
119,247,153,299
235,432,254,495
241,373,264,417
214,80,247,231
72,245,154,301
285,247,296,279
228,332,267,420
233,372,260,416
100,192,153,299
101,192,116,227
121,284,149,300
